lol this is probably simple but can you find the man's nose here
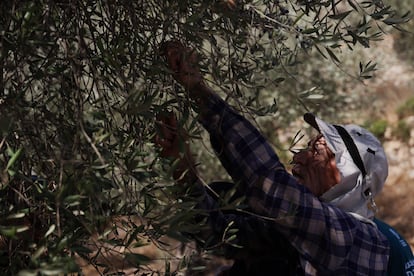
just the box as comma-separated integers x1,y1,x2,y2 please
292,149,312,164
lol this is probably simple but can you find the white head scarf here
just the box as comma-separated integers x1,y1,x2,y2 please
303,113,388,220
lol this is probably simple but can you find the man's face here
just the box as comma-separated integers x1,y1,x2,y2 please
291,134,341,196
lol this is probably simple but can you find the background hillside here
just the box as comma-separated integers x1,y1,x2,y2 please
363,35,414,250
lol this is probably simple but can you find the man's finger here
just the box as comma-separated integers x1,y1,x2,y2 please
155,113,179,143
156,121,176,141
154,135,173,149
165,112,178,128
161,41,185,70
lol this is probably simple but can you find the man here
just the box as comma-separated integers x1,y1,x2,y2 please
157,41,413,275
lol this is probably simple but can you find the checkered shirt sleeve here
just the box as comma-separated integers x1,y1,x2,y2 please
198,93,390,275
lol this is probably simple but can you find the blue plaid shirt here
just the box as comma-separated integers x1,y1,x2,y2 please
198,93,390,275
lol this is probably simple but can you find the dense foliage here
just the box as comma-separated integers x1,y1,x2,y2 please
0,0,410,274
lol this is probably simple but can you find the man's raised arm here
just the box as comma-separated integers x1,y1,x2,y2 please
161,41,284,188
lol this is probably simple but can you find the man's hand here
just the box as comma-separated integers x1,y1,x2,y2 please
155,112,183,159
160,41,203,90
155,112,198,184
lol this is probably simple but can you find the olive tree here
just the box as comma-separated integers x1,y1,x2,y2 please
0,0,409,274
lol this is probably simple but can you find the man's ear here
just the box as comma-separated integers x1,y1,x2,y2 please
329,158,341,185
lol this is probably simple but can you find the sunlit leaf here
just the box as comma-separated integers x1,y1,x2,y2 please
6,147,23,171
45,224,56,237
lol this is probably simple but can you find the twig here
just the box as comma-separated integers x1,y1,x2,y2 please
80,120,107,166
0,137,5,151
57,160,63,238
